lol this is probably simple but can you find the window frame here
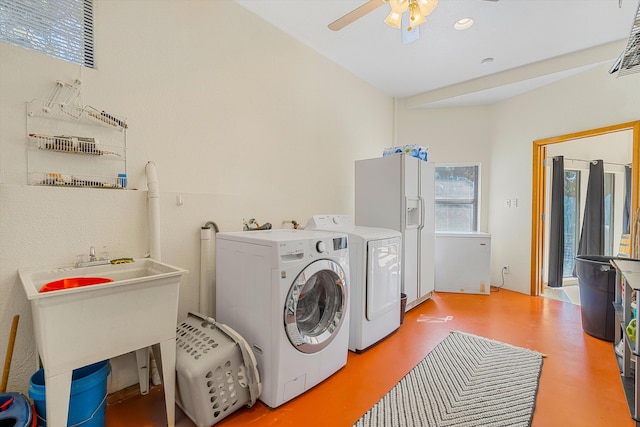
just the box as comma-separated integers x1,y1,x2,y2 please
434,163,481,232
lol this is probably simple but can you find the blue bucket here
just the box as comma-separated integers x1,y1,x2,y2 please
29,360,110,427
0,392,35,427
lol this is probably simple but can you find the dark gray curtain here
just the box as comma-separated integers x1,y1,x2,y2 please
576,160,605,258
624,165,632,234
548,156,565,288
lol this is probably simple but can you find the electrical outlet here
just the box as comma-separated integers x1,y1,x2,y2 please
503,265,510,274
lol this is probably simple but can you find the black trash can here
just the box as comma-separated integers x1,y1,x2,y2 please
574,255,624,342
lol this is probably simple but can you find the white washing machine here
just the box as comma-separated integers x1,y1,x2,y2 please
215,229,350,408
306,215,401,352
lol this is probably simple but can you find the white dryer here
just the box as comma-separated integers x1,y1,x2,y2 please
306,215,401,352
215,229,350,408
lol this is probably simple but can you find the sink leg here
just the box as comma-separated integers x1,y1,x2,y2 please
45,369,72,427
135,347,150,395
159,338,176,427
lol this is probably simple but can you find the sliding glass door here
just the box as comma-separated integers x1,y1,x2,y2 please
563,170,580,277
604,173,615,256
563,169,615,279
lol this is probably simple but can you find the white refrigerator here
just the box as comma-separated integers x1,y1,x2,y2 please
355,154,435,310
435,232,491,295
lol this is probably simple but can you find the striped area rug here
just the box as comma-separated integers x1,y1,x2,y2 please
354,331,544,427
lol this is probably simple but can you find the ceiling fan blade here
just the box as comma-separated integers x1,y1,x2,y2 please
401,12,420,44
328,0,386,31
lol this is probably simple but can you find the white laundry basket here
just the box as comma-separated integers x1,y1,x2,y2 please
175,312,261,427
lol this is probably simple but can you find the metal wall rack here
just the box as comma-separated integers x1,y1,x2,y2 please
26,99,127,189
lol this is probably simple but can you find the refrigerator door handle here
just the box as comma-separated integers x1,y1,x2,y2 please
418,196,425,230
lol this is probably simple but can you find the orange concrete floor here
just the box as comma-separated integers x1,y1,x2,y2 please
105,289,634,427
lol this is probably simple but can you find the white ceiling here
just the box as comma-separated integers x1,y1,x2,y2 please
235,0,639,107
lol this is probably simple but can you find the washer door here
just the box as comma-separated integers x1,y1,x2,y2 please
284,259,348,354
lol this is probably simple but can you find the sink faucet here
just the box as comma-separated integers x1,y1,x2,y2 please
76,246,110,268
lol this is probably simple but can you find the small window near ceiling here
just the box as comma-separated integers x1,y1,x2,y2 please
434,164,480,232
0,0,95,68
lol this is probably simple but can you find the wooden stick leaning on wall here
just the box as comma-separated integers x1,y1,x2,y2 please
633,208,640,259
0,315,19,393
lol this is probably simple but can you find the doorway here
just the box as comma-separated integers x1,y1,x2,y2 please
531,121,640,296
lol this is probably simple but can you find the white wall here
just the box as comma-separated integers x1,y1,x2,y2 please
0,0,393,395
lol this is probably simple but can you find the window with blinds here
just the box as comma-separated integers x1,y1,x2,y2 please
0,0,95,68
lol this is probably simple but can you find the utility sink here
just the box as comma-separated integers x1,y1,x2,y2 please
18,258,187,427
19,258,185,299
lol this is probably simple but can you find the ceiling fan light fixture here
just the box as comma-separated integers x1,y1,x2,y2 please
384,10,403,28
409,2,426,27
382,0,438,41
389,0,409,14
416,0,438,17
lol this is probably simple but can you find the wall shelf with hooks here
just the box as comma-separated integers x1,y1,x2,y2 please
27,99,128,130
26,99,127,189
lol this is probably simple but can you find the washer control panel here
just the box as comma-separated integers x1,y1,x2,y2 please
277,233,348,262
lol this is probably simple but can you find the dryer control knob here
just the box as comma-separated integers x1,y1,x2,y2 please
316,241,326,253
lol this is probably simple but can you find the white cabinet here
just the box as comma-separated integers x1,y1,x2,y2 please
435,232,491,295
26,99,127,189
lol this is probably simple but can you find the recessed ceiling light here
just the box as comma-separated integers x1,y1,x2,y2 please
454,18,474,31
481,57,494,65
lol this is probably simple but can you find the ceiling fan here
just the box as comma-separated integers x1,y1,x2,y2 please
328,0,438,44
328,0,496,43
328,0,386,32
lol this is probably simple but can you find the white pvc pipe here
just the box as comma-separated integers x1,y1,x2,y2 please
200,227,214,317
145,161,162,386
146,161,161,261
